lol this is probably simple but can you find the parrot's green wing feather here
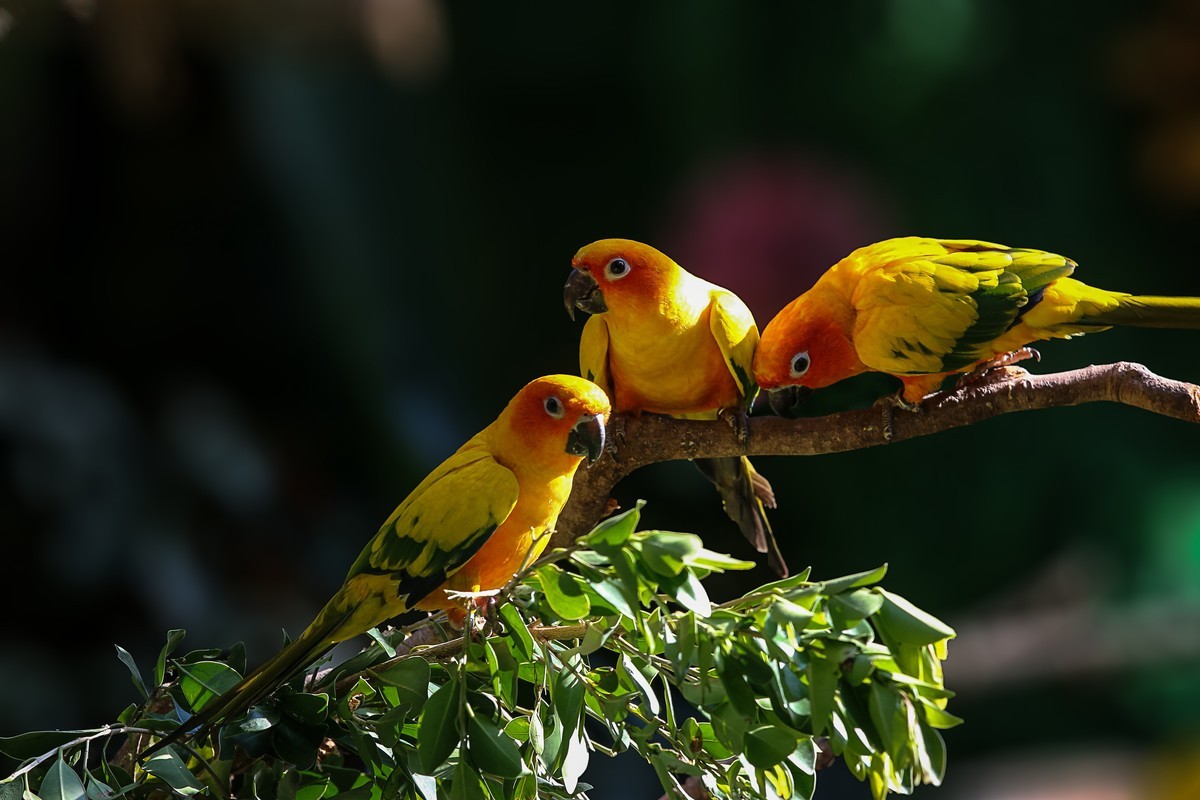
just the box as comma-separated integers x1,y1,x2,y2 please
709,289,760,411
579,315,614,399
346,442,519,609
853,239,1075,374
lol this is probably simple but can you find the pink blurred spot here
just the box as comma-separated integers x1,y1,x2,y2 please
660,152,893,321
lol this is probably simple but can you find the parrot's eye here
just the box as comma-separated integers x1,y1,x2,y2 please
604,258,630,280
544,395,565,418
790,351,811,377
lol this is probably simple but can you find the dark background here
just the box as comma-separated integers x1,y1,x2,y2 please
3,2,1200,797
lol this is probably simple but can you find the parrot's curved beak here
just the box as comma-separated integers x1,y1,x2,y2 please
563,269,607,321
566,413,606,462
766,385,812,417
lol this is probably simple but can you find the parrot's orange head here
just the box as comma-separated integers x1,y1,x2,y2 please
564,238,679,320
500,374,611,466
753,293,865,412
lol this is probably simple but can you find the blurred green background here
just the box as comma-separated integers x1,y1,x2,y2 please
3,1,1200,797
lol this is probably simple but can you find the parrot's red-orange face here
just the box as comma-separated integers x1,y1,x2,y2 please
563,238,676,320
503,374,611,465
754,295,864,404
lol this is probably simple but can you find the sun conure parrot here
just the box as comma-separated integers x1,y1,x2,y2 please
754,236,1200,408
142,374,609,757
564,238,788,577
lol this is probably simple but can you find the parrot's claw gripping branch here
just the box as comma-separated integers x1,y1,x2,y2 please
957,347,1042,391
553,362,1200,543
718,406,752,450
875,389,924,442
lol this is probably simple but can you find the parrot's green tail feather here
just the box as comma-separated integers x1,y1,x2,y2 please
138,614,346,761
1086,295,1200,329
694,456,789,578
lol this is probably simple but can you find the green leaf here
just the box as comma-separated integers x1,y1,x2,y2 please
917,698,964,730
788,737,818,776
605,548,645,624
667,570,712,617
560,728,589,795
577,568,636,620
710,702,748,753
417,676,461,774
528,711,545,755
535,567,591,621
619,655,660,716
874,589,956,646
498,604,534,660
807,653,838,736
449,759,486,800
753,566,814,595
769,597,815,628
141,750,205,796
561,622,610,659
113,646,147,700
278,692,329,723
484,640,519,709
271,715,326,770
375,656,431,715
365,627,397,658
828,588,885,622
295,776,331,800
743,725,799,769
715,649,758,717
410,773,438,800
509,774,537,800
686,549,756,573
155,630,186,687
0,731,104,760
917,719,947,784
551,656,586,741
583,500,643,548
868,682,906,761
821,564,888,594
467,715,524,779
176,661,242,713
638,531,702,576
502,717,529,743
539,713,563,770
0,780,22,800
39,753,86,800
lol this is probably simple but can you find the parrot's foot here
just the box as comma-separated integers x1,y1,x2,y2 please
717,407,750,449
874,390,922,442
957,348,1041,390
443,589,501,632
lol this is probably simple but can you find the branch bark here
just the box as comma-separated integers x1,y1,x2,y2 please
554,362,1200,546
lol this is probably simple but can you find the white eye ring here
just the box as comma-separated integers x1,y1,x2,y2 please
790,351,811,377
544,395,564,418
604,258,631,280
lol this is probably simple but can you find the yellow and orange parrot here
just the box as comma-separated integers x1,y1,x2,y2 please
144,374,609,756
754,237,1200,408
564,238,788,577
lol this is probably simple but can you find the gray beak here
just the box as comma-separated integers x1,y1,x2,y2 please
566,413,606,462
766,385,812,417
563,269,608,321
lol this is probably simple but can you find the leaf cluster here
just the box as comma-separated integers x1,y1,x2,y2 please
1,503,957,800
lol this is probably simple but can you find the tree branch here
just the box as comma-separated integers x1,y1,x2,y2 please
554,362,1200,546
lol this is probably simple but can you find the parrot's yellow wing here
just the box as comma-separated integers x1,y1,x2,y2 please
852,239,1075,375
708,289,760,411
343,441,520,616
579,314,613,398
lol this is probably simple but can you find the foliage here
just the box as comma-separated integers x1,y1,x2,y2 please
1,502,957,800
